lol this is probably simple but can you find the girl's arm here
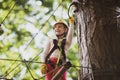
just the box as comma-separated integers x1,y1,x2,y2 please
40,40,51,74
41,40,51,62
65,17,74,49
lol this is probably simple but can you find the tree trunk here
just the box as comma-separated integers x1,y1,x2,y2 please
72,0,120,80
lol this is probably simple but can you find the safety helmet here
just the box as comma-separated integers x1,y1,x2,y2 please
53,21,68,38
53,21,68,30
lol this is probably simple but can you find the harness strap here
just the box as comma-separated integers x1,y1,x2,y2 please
45,39,66,65
45,39,59,63
61,39,66,62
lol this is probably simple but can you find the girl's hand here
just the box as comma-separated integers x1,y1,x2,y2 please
69,17,74,24
40,63,48,74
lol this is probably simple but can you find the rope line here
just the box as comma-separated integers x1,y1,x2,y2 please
1,50,45,78
2,53,23,77
2,63,21,78
24,59,35,80
0,58,44,64
0,0,17,24
2,59,18,78
0,58,91,69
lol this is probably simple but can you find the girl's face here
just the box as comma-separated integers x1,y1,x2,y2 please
53,23,67,36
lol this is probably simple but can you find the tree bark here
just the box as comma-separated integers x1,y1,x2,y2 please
72,0,120,80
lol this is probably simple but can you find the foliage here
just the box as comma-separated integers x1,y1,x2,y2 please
0,0,79,79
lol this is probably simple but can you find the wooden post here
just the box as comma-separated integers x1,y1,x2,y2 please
51,61,72,80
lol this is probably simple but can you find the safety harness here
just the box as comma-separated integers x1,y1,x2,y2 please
45,38,66,67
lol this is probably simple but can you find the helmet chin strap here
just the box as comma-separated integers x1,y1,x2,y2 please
56,32,66,39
